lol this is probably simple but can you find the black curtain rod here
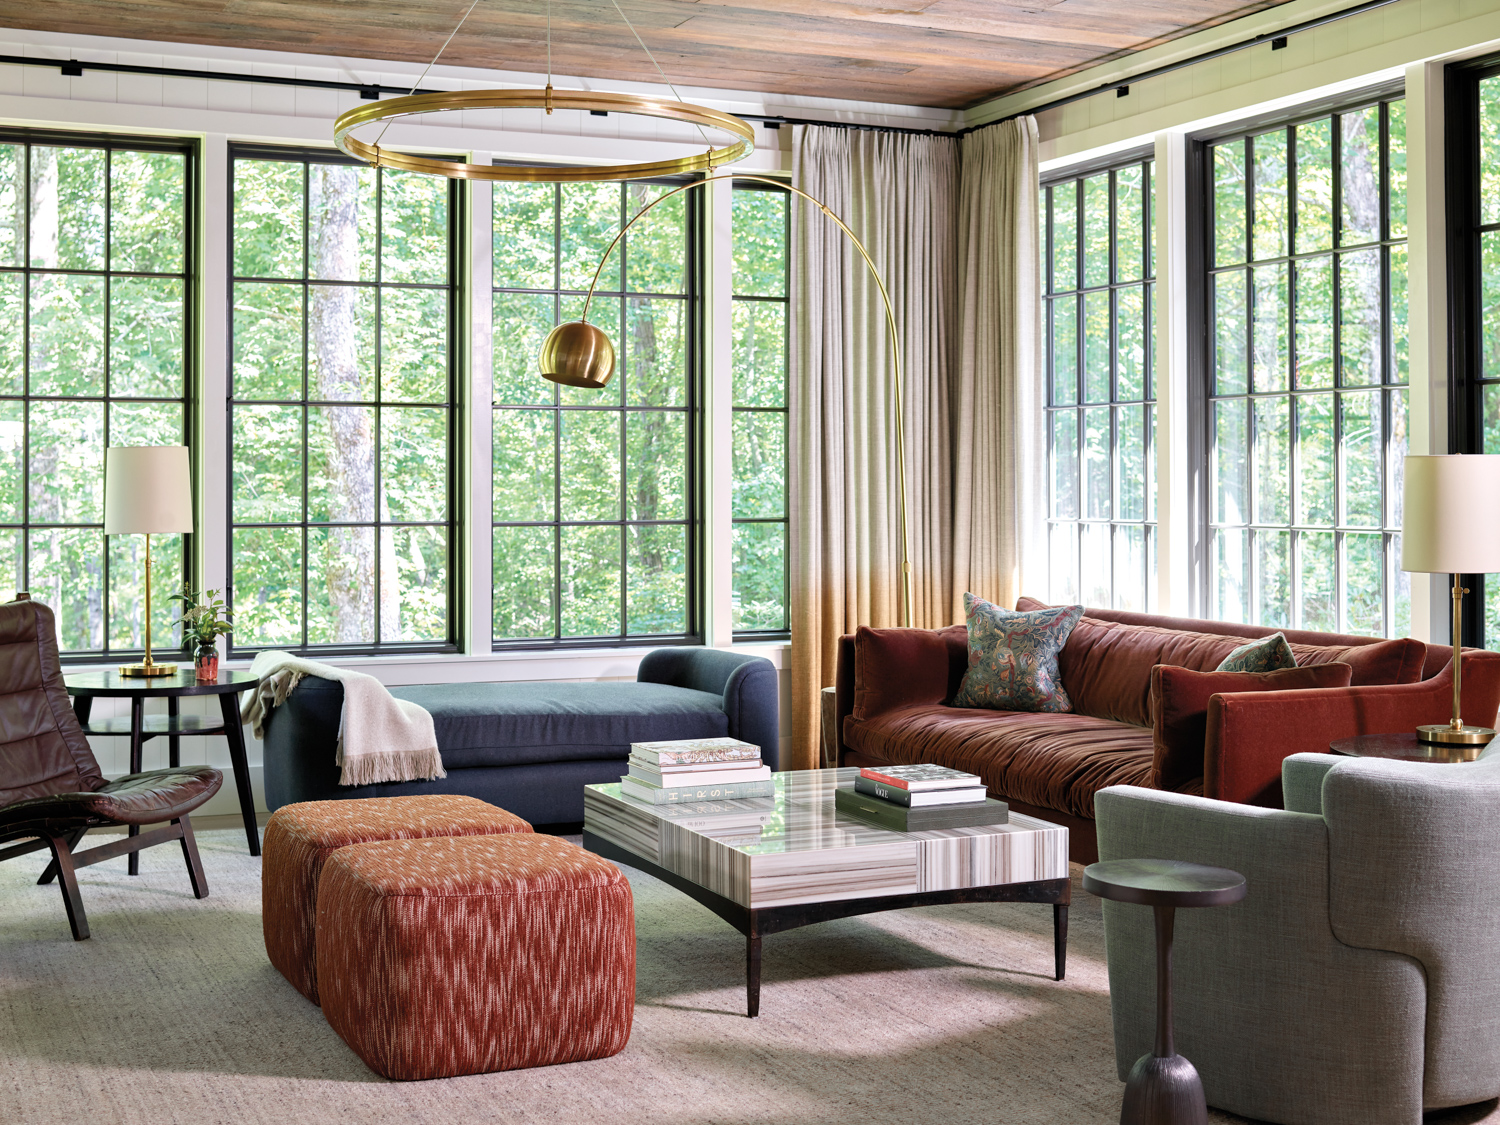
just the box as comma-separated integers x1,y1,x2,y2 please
0,53,433,98
0,0,1405,136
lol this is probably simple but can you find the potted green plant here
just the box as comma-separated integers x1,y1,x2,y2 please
170,587,235,682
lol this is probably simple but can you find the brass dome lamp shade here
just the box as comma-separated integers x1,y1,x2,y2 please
536,172,915,626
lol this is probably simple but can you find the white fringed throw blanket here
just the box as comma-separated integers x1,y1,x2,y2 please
241,651,446,786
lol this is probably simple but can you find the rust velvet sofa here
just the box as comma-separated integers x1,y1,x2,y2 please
833,600,1500,862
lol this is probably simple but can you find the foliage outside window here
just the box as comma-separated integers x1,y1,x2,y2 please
1043,158,1158,611
491,179,696,645
0,132,192,655
731,184,788,635
1207,96,1409,637
229,149,456,653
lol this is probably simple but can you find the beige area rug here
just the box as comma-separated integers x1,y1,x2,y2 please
0,830,1495,1125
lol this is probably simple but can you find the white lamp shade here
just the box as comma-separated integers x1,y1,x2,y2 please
103,446,194,535
1402,454,1500,573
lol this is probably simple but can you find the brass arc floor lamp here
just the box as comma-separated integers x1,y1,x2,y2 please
535,173,915,628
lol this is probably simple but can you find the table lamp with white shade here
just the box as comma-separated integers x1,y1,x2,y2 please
1402,454,1500,746
104,445,193,677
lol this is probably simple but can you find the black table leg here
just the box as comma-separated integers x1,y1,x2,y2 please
128,696,144,876
72,695,92,725
167,696,180,768
1054,903,1069,981
218,692,260,856
1120,904,1207,1125
746,929,762,1018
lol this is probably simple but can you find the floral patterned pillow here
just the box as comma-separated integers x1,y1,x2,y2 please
1216,632,1297,673
952,593,1084,713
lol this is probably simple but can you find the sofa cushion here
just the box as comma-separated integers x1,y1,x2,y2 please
388,682,728,769
852,624,968,720
1217,632,1297,673
1150,663,1354,790
953,594,1084,713
1288,637,1426,685
1047,616,1246,726
844,704,1158,820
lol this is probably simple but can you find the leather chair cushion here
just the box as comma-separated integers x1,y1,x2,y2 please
0,766,222,833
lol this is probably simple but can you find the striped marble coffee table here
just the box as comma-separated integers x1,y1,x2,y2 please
582,766,1070,1017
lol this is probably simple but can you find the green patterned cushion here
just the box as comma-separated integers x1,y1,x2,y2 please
952,593,1084,713
1216,632,1297,673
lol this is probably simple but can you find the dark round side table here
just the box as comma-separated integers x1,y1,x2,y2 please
1330,732,1488,763
65,668,261,873
1084,858,1248,1125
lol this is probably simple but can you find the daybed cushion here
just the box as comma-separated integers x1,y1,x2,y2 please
843,705,1163,820
385,682,729,769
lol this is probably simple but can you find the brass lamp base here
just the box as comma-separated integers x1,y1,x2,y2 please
118,661,177,678
1416,723,1497,747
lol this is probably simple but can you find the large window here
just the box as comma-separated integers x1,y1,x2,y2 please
228,148,456,654
1206,94,1408,637
731,184,788,635
491,180,697,646
0,131,192,656
1043,157,1158,611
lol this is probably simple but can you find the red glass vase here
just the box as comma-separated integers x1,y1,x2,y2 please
194,642,219,682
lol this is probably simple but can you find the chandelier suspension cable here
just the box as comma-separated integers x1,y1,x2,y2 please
373,0,486,148
606,0,712,146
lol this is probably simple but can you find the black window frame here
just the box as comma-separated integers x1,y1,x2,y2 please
1444,56,1500,647
1040,145,1160,614
225,142,463,659
730,178,790,641
0,126,199,664
1191,81,1411,636
489,173,706,651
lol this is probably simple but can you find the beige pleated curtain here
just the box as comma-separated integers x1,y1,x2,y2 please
786,118,1041,772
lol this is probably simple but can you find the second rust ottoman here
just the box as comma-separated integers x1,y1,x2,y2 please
316,833,636,1080
262,794,531,1004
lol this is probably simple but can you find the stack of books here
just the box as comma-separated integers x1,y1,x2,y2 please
619,736,773,805
834,764,1009,831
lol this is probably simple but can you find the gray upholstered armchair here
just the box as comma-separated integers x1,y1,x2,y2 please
1094,750,1500,1125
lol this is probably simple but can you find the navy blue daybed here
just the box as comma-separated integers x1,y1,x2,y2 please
260,647,780,827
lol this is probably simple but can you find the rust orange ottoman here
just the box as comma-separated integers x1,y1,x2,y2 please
315,833,636,1080
262,795,531,1004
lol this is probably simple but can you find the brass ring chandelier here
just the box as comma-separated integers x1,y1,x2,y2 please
333,87,755,182
332,0,756,183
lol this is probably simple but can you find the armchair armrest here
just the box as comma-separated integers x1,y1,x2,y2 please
1205,651,1500,806
1281,752,1342,814
636,648,780,770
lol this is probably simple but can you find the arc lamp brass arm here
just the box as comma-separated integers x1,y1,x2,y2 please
535,172,914,627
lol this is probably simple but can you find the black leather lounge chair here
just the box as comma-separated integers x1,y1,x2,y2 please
0,595,222,940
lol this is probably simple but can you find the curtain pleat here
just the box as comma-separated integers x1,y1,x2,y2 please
951,118,1044,620
787,126,959,772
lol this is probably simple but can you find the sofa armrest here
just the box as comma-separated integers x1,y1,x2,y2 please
636,648,780,771
1281,752,1342,814
1205,650,1500,807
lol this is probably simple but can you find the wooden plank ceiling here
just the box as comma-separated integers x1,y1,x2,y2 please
6,0,1298,109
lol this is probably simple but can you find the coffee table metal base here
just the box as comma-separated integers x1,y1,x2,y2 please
583,830,1070,1018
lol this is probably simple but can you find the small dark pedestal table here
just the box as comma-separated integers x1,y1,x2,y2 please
65,669,261,874
1084,858,1247,1125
